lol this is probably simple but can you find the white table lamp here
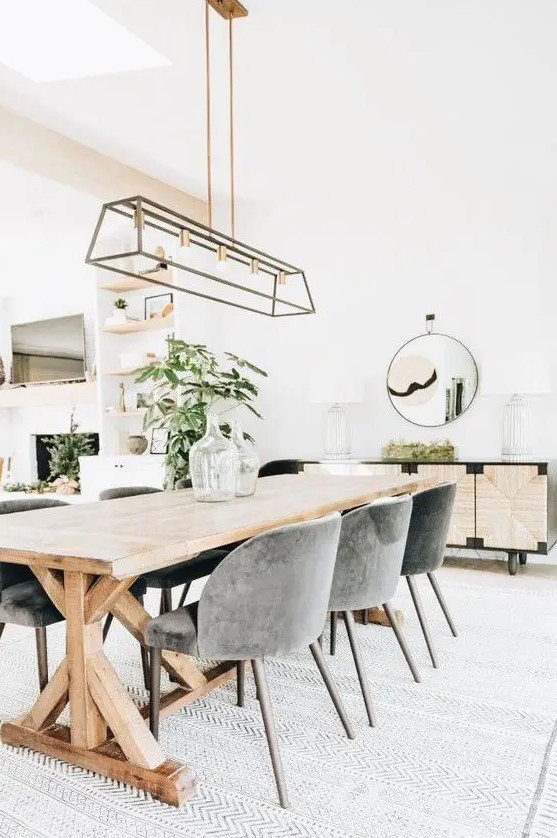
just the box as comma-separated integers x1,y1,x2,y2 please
310,379,364,460
482,352,552,461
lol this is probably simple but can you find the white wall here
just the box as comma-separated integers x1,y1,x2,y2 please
197,0,557,465
0,175,100,482
2,0,557,477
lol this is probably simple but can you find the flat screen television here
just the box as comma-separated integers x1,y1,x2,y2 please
11,314,86,385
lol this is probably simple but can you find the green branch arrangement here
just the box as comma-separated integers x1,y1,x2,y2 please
135,337,267,487
382,438,455,461
43,412,97,485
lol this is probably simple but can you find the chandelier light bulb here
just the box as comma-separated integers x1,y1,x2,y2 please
216,244,228,271
278,271,287,286
250,258,260,275
177,229,191,250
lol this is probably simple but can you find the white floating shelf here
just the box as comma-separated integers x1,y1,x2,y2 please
100,277,152,292
103,316,174,335
100,269,174,293
105,409,146,417
103,368,141,377
0,382,97,409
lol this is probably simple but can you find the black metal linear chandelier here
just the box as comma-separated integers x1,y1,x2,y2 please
85,0,315,318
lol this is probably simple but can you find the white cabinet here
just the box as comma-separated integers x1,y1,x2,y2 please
79,455,165,499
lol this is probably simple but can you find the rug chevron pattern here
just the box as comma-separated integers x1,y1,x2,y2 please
0,565,555,838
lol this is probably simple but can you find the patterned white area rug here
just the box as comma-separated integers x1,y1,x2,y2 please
0,565,555,838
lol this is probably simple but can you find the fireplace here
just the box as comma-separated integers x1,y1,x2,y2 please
35,433,99,481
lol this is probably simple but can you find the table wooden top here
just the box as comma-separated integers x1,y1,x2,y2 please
0,474,438,578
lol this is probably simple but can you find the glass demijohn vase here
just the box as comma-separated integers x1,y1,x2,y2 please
232,420,260,497
189,413,239,502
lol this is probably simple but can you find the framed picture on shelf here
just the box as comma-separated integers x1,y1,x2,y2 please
135,392,153,410
150,429,169,455
145,292,173,320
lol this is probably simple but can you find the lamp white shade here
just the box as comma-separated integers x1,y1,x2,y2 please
481,351,552,396
309,377,364,405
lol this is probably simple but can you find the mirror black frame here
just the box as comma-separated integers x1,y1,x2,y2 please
386,331,479,428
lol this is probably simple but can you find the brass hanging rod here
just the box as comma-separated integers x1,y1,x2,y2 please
208,0,248,19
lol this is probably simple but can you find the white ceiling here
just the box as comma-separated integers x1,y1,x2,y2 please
0,1,556,233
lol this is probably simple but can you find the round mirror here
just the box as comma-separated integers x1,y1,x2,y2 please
387,333,478,427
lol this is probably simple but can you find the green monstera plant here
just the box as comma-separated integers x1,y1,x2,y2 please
135,337,267,487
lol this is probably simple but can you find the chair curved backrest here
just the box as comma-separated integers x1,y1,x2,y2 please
196,513,341,660
401,482,456,577
258,460,301,477
329,495,413,612
0,497,68,593
99,486,161,501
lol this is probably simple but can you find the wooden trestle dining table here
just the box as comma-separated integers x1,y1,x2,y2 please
0,473,437,805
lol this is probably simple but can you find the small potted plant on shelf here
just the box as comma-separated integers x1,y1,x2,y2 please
112,297,128,324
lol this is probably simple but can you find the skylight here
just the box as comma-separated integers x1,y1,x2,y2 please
0,0,170,82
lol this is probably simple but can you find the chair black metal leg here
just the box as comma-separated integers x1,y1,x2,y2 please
149,647,162,739
251,658,289,809
406,576,438,668
0,623,5,642
102,612,114,641
427,572,458,637
330,611,338,656
140,646,150,691
309,639,356,739
519,551,528,566
177,581,192,609
383,601,421,683
362,608,369,625
35,627,48,692
342,611,377,727
160,588,173,615
237,661,245,707
137,595,150,690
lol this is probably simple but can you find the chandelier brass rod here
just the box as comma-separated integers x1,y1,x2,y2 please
205,0,213,227
229,14,235,241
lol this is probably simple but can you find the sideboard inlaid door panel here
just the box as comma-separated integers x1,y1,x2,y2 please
415,464,475,547
476,465,547,550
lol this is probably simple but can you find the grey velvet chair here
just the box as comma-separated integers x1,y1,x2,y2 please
0,497,69,692
145,513,354,809
258,460,301,477
99,486,227,615
401,482,457,668
328,496,418,725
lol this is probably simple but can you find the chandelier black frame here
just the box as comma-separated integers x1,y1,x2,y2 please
86,195,315,318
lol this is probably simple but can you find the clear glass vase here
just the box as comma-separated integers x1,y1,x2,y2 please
189,413,238,502
232,420,260,497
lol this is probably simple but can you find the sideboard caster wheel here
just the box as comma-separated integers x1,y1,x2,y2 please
508,553,518,576
519,552,528,566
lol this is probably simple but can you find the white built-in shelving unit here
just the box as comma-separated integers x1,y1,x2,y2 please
94,268,178,461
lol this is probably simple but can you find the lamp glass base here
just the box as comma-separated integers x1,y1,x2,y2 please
323,403,351,460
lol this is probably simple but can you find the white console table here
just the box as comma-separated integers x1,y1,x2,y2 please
79,455,165,499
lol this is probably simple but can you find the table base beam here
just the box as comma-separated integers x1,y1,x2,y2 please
1,722,197,806
139,662,237,722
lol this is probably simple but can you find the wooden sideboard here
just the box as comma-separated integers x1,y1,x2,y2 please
299,459,557,575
